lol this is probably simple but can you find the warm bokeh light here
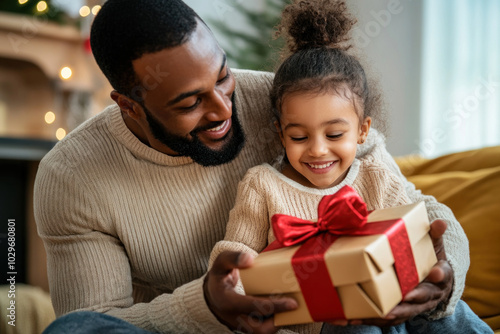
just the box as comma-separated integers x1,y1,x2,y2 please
45,111,55,124
56,128,66,140
18,0,28,5
92,5,101,15
36,1,47,12
60,66,72,80
79,5,90,17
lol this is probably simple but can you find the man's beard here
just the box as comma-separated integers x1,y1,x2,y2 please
143,96,245,167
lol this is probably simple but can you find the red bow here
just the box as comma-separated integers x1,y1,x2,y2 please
272,185,368,247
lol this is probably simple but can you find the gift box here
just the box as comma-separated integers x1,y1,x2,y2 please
239,186,438,326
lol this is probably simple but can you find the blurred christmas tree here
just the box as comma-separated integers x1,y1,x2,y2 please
210,0,288,71
0,0,76,26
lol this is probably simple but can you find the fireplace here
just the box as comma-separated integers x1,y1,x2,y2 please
0,10,112,291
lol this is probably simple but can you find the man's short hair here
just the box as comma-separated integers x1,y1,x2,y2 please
90,0,199,98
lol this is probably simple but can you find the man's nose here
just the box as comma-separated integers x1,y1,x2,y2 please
205,90,232,122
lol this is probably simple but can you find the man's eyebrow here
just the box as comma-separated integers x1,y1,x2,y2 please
165,53,228,107
166,89,202,107
284,118,349,131
219,53,227,74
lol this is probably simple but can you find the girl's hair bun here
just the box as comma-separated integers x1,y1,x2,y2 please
277,0,356,55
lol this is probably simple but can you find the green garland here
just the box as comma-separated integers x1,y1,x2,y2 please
210,0,288,71
0,0,76,26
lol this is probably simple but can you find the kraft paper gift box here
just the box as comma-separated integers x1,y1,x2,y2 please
239,186,438,326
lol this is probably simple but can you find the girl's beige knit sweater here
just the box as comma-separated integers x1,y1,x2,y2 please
210,154,412,334
34,70,469,334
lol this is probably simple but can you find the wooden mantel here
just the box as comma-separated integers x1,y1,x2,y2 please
0,11,99,91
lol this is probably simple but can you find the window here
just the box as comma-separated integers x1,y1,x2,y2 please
421,0,500,157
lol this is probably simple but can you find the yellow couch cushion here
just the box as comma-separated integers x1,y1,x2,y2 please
396,146,500,331
0,284,55,334
397,145,500,176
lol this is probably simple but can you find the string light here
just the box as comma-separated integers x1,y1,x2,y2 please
79,5,90,17
36,1,47,12
45,111,55,124
56,128,66,140
92,5,101,15
18,0,28,5
60,66,72,80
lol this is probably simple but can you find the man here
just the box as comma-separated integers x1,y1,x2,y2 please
35,1,469,333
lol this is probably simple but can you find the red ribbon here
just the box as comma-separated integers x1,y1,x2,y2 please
265,185,419,321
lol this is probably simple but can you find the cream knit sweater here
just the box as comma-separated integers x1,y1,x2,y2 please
33,70,469,334
210,154,415,334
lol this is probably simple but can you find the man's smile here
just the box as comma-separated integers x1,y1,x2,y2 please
199,118,232,141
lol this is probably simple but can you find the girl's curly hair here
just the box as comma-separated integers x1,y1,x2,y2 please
277,0,356,57
271,0,386,133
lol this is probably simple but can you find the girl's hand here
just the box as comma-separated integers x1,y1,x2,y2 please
204,251,298,334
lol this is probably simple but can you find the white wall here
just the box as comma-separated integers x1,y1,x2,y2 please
186,0,423,156
348,0,424,156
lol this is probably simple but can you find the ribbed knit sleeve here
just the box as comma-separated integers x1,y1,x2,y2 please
360,130,469,318
209,167,323,334
353,159,411,210
34,144,231,334
212,168,270,256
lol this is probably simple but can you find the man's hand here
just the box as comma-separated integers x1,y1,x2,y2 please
204,251,298,334
330,219,454,327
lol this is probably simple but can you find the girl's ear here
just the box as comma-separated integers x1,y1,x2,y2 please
358,116,372,144
111,90,143,121
274,120,286,147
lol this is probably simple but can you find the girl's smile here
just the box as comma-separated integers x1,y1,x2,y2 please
303,160,338,174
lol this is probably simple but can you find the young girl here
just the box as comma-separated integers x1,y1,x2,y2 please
210,1,492,333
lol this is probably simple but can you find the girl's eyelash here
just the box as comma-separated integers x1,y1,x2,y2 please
290,134,342,141
290,137,306,142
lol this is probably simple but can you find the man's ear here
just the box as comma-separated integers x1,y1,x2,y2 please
274,120,286,147
358,116,372,144
110,90,143,121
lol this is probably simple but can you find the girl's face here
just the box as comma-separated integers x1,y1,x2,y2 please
277,91,371,189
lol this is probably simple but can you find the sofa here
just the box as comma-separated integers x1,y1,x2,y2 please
1,146,498,334
395,145,500,333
